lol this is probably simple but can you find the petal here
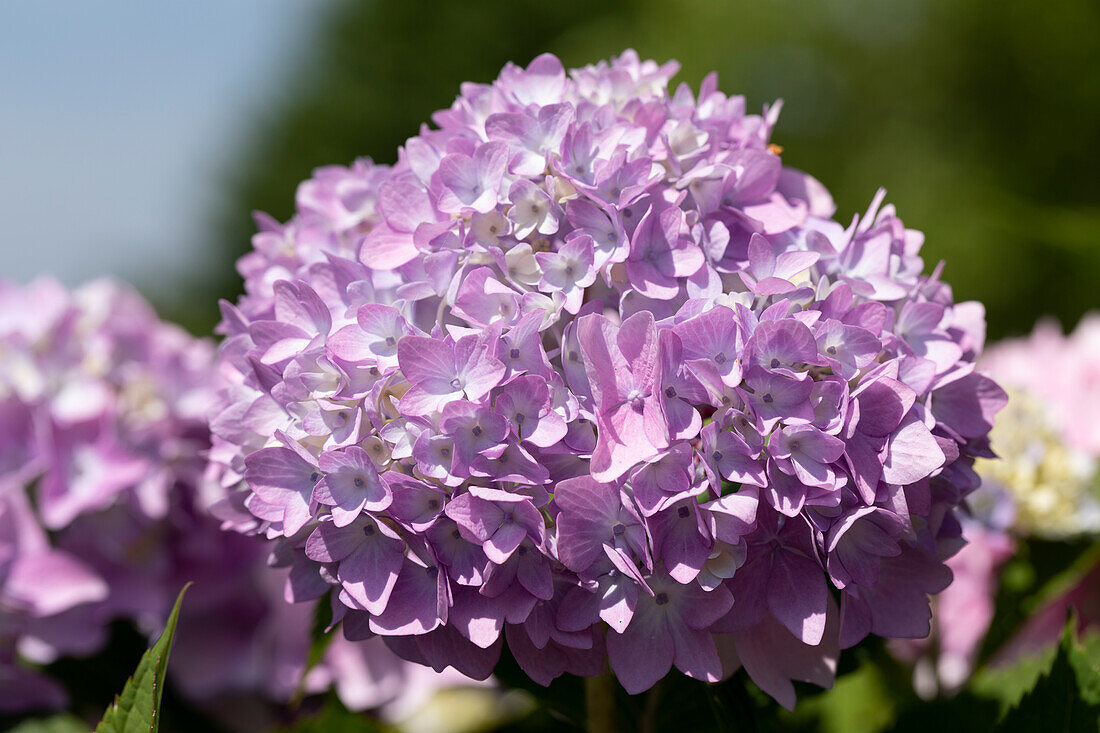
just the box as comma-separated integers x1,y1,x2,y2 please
671,623,723,683
767,548,828,645
731,598,839,711
338,537,404,615
607,604,673,694
882,414,946,484
484,522,527,564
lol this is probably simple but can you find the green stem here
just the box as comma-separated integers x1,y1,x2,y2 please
586,670,616,733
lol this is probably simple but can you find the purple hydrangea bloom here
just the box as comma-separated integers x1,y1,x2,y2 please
0,277,465,718
209,51,1006,707
0,277,230,713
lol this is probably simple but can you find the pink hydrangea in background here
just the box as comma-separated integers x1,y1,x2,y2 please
0,277,472,721
0,277,218,712
208,50,1007,708
983,314,1100,455
978,314,1100,536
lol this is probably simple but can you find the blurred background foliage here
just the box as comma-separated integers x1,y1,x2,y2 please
175,0,1100,343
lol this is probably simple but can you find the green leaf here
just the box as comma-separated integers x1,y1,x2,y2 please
1071,633,1100,707
972,649,1054,713
94,583,190,733
996,619,1100,731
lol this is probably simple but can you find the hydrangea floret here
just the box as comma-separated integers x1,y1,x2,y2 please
208,51,1007,707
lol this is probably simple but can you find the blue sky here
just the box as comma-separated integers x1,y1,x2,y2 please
0,1,322,294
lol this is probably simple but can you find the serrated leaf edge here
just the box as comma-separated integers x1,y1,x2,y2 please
93,583,191,733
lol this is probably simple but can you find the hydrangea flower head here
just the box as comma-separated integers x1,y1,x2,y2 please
0,277,221,711
0,278,454,716
210,51,1006,707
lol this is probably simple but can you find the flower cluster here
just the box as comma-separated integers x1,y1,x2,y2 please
0,277,455,717
976,314,1100,536
0,277,220,711
209,51,1006,706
